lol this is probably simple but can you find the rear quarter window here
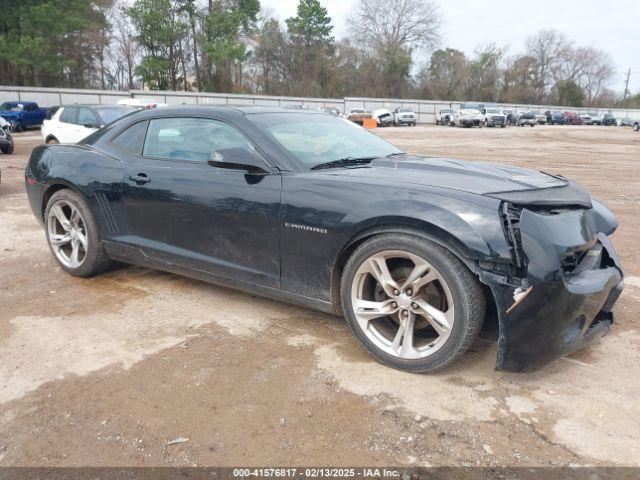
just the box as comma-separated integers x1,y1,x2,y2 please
59,107,78,124
110,120,149,155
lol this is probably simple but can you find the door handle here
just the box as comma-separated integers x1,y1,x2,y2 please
129,173,151,185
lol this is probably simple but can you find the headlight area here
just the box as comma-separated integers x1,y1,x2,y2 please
478,202,624,372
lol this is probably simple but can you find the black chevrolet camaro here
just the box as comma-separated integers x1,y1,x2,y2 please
25,106,624,373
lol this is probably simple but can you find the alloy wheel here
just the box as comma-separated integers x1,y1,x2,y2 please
350,250,454,360
47,200,88,269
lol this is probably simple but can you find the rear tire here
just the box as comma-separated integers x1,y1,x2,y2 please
46,136,59,144
340,234,486,373
44,189,113,277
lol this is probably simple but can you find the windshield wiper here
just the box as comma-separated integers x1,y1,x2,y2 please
310,156,377,171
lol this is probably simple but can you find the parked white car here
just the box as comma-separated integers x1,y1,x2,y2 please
393,107,417,126
451,108,483,127
42,105,136,144
435,108,455,125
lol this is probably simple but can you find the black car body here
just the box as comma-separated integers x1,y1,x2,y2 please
24,106,624,373
602,113,617,126
0,126,13,154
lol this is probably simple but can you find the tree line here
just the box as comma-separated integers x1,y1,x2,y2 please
1,0,638,108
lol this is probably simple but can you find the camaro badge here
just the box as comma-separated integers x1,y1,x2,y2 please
284,222,328,234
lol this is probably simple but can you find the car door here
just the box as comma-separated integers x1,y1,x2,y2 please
23,104,38,126
121,116,282,288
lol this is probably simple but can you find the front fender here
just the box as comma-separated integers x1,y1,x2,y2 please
342,190,511,263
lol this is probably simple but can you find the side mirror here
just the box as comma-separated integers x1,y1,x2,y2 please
207,149,269,175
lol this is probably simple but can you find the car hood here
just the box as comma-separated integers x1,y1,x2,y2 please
0,111,19,117
323,155,592,207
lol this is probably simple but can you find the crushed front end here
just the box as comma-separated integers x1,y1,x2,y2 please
479,192,624,372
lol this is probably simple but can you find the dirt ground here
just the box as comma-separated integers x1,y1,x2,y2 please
1,125,639,468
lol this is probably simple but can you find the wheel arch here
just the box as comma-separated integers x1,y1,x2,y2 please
44,134,59,144
330,218,482,314
40,181,88,221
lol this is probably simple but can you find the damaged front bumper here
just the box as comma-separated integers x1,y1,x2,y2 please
480,202,624,372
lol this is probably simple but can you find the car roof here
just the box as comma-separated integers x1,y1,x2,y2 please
148,105,326,115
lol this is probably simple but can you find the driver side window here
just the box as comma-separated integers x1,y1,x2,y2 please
143,117,256,162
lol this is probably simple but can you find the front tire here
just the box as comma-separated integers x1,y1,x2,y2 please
340,234,485,373
45,189,113,277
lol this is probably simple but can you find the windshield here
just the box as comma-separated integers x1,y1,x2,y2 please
250,113,402,170
0,103,22,112
95,106,136,124
486,108,501,114
398,108,413,113
440,109,453,113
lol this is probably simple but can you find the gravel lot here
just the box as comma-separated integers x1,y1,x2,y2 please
1,125,639,467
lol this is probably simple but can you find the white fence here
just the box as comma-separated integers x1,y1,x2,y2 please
1,85,638,124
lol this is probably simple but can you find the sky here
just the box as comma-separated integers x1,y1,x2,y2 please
260,0,640,93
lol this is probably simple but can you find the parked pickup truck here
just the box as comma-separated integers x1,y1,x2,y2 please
451,108,483,128
0,101,48,131
481,107,507,127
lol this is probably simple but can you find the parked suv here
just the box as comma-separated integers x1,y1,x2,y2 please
517,112,537,127
545,110,566,125
602,113,617,126
530,110,546,124
42,104,135,144
590,112,603,125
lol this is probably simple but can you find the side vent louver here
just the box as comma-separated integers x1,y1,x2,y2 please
95,193,119,234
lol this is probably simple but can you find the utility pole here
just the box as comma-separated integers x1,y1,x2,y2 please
623,68,631,99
